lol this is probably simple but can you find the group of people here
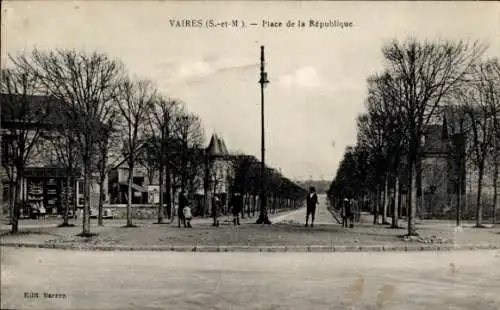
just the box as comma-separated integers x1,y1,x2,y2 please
174,191,244,228
304,186,354,228
177,187,355,229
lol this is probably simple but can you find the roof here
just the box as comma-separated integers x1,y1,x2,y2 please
1,94,64,130
206,133,229,157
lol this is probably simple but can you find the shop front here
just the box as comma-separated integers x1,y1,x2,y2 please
22,167,80,218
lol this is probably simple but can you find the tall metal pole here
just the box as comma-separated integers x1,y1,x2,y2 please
258,45,270,224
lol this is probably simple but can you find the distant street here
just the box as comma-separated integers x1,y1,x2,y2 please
272,194,336,224
2,247,500,310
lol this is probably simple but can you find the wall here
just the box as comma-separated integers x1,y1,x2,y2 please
99,205,158,220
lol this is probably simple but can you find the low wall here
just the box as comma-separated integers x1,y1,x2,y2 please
98,205,161,220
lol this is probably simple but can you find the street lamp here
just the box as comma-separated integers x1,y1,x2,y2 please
257,45,271,225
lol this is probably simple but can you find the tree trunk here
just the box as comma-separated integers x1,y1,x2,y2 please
211,178,218,226
11,173,22,234
126,163,134,227
72,177,78,221
476,164,484,227
97,179,105,226
157,162,164,224
492,160,498,225
8,181,14,225
246,194,251,218
407,161,418,236
252,195,256,216
456,174,462,227
165,168,172,219
373,186,380,224
203,172,209,218
383,173,389,224
63,175,71,226
421,183,426,219
392,175,400,228
82,165,91,235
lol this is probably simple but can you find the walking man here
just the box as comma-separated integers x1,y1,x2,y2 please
230,192,243,226
305,187,318,227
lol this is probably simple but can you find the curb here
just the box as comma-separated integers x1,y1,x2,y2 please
1,242,499,253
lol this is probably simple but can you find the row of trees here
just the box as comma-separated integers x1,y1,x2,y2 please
1,49,206,234
328,38,500,236
1,48,306,235
231,154,306,205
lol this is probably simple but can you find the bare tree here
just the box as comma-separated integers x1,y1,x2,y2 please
115,78,155,227
456,59,499,227
95,114,122,226
174,113,205,227
486,59,500,225
356,113,385,224
13,49,124,236
145,97,182,223
364,72,407,226
0,67,53,233
444,103,473,226
382,39,485,236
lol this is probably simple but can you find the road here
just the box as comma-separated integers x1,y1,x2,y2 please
2,247,499,310
272,194,335,224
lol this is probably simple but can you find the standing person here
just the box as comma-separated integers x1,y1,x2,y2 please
178,191,188,228
183,204,192,228
342,198,349,228
305,187,318,227
230,192,243,226
212,196,220,227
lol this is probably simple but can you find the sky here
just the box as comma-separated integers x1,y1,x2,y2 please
2,1,499,181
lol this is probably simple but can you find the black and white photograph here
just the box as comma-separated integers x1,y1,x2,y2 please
1,1,499,309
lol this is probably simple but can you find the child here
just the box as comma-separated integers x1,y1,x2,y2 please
183,205,192,228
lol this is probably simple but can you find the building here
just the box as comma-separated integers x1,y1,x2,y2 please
1,93,303,220
417,106,497,220
107,163,149,205
1,94,84,217
190,133,233,215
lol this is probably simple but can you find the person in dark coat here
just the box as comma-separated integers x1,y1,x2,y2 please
212,196,220,227
341,198,349,228
230,192,243,226
305,187,318,227
178,192,189,228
